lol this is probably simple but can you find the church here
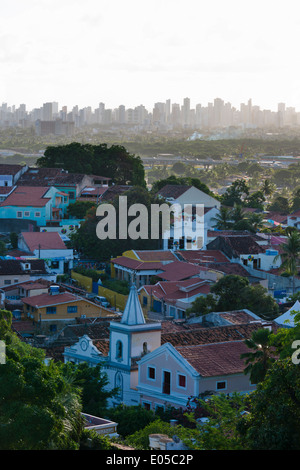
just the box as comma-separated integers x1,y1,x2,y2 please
63,282,257,410
63,283,162,407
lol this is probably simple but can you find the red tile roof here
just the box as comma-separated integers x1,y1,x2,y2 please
0,164,23,175
111,256,164,271
21,231,67,251
157,184,192,199
175,341,250,376
134,250,178,262
156,260,201,281
178,250,230,264
22,291,84,307
141,279,212,302
161,321,273,346
0,186,51,207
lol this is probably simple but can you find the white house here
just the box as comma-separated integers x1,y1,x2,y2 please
18,231,74,274
158,185,221,251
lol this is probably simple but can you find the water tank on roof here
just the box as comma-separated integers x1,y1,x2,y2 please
49,285,60,295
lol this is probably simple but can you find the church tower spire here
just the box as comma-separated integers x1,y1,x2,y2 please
120,284,146,326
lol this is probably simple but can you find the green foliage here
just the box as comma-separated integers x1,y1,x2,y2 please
0,240,7,256
274,230,300,293
221,179,249,207
9,232,18,249
62,362,117,418
101,279,129,295
0,354,83,449
267,195,291,214
79,429,113,450
188,275,279,319
106,404,155,438
37,142,146,187
70,186,164,261
72,266,103,281
67,201,96,219
0,312,116,450
183,393,249,450
241,359,300,450
186,294,217,316
125,419,192,450
241,328,276,384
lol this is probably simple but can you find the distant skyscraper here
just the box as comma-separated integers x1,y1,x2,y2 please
42,102,53,121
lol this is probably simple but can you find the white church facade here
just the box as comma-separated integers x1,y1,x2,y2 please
63,284,162,407
63,283,256,410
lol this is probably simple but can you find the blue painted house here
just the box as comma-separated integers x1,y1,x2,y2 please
0,185,69,228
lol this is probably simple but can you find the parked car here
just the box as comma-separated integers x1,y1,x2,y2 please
85,293,97,300
94,296,110,308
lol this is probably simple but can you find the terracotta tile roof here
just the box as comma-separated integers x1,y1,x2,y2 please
161,322,274,347
0,186,15,194
21,231,67,251
203,262,250,277
80,186,108,197
141,279,212,302
11,320,35,334
157,184,191,199
0,186,51,207
175,341,250,376
111,256,164,271
17,168,91,187
22,291,85,307
2,278,50,292
207,230,265,240
208,235,265,255
134,250,178,262
101,185,133,201
264,211,287,223
0,259,47,275
156,261,201,281
93,339,110,355
178,250,230,264
6,249,35,257
0,164,23,175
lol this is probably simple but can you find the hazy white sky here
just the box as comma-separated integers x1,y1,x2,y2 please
1,0,300,112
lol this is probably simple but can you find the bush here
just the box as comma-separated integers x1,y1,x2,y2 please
106,404,155,437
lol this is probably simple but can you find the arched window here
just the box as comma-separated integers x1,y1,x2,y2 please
116,340,123,360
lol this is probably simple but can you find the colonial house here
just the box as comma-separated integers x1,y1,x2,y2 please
156,184,221,209
137,340,256,410
17,167,111,203
22,286,115,334
18,231,74,274
287,209,300,230
139,278,212,319
0,259,54,288
206,234,282,272
0,185,69,230
0,164,28,202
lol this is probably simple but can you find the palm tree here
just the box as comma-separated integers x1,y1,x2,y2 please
231,203,246,225
274,229,300,294
260,179,276,199
246,212,265,232
211,206,233,230
241,328,275,384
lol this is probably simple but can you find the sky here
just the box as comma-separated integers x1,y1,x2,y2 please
1,0,300,113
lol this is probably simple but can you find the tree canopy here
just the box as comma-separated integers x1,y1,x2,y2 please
36,142,146,186
187,275,279,319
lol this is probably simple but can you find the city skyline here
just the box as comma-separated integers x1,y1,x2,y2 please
1,0,300,112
